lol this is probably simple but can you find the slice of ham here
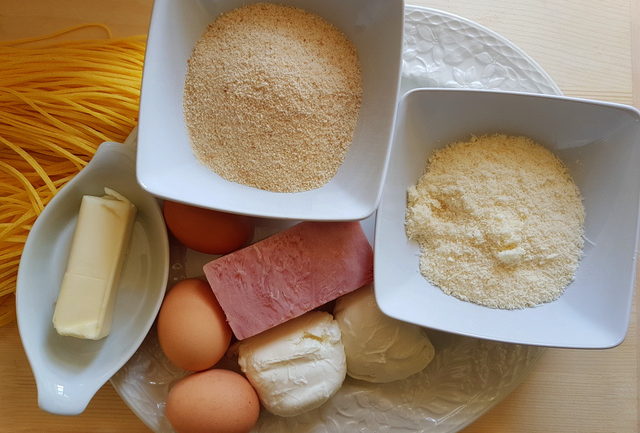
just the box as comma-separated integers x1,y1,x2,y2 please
203,221,373,340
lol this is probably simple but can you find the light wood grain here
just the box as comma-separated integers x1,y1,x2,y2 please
0,0,151,39
0,1,637,432
633,0,640,107
415,0,635,105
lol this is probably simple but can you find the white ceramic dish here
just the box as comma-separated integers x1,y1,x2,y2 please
375,88,640,349
137,0,404,221
16,135,169,415
113,214,543,433
112,6,558,433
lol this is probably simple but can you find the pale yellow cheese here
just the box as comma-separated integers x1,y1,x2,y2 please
405,134,585,309
52,188,136,339
334,285,435,383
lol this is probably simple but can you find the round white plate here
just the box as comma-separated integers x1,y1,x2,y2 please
111,5,560,433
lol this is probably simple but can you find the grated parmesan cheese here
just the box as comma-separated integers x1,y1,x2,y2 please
405,134,585,309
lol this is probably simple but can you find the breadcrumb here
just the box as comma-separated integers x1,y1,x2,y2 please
183,3,362,192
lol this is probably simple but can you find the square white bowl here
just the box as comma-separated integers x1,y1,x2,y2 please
375,88,640,349
137,0,404,220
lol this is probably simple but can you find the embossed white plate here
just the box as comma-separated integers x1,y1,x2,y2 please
111,5,561,433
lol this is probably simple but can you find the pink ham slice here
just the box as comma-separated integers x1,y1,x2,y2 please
203,221,373,340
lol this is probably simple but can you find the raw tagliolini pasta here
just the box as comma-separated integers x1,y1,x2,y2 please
0,24,146,326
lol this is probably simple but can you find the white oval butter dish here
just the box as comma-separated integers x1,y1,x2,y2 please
16,133,169,415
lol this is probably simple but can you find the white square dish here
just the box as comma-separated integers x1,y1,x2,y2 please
375,88,640,348
137,0,404,220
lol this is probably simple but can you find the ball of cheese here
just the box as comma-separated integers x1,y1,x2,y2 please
334,284,435,383
238,311,346,417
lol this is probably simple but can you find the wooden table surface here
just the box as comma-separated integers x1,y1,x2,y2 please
0,0,638,432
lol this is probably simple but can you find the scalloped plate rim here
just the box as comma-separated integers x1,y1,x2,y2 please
404,4,562,96
110,5,560,433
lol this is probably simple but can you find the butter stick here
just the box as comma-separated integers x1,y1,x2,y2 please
52,188,136,340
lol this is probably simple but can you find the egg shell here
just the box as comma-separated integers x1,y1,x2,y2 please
158,278,232,371
163,200,255,255
166,369,260,433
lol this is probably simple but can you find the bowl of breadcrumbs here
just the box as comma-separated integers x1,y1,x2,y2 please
375,88,640,349
137,0,404,220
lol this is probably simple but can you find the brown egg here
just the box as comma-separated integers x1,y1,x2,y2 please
166,369,260,433
158,279,232,371
163,200,255,255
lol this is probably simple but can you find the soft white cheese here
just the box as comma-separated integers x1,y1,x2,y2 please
52,188,136,340
334,284,435,383
237,311,346,417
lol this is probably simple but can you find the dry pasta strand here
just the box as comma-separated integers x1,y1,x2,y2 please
0,23,112,46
